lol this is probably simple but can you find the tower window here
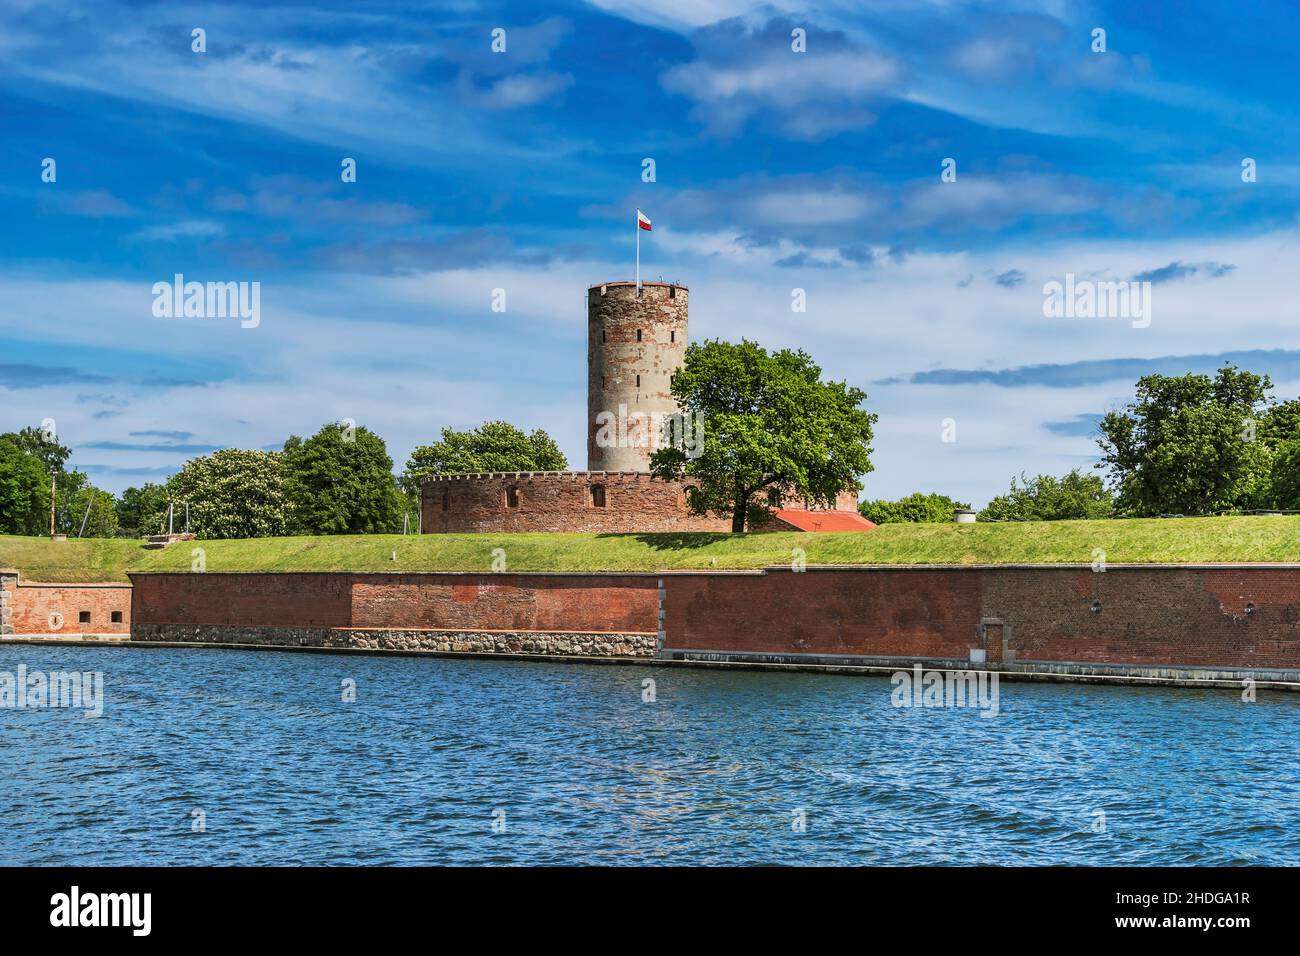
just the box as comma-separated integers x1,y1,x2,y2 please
636,329,642,342
636,374,641,387
602,329,606,343
670,331,675,343
601,376,606,390
442,491,450,512
506,486,520,508
591,485,606,508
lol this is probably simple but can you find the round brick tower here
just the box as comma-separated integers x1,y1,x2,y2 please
587,281,689,472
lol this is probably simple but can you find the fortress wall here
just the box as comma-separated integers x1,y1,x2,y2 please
661,565,1300,673
131,571,656,633
0,570,131,636
39,564,1300,684
420,471,730,534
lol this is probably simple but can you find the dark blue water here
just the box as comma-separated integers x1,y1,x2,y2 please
2,644,1297,865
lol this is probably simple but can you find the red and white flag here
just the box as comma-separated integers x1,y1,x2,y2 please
637,209,652,231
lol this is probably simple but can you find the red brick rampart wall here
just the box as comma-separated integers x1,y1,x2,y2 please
124,565,1300,673
663,566,1300,670
130,572,659,635
0,570,131,635
420,471,730,533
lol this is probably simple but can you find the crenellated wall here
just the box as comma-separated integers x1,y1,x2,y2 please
420,471,730,534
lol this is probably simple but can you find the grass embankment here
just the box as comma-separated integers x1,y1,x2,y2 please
3,515,1300,583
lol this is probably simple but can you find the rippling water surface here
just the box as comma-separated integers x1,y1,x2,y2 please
2,644,1298,865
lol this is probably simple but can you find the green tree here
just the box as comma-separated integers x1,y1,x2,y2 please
63,484,119,537
1,425,71,475
0,438,50,535
650,339,876,532
979,469,1113,521
1098,366,1275,516
117,483,171,536
401,421,567,499
284,423,404,534
860,492,970,524
166,449,289,539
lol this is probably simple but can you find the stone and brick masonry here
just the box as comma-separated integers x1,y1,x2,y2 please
105,564,1300,687
1,570,131,638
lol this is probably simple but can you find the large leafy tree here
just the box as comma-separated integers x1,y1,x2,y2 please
401,421,567,498
63,484,119,537
979,470,1112,521
117,483,170,536
167,449,289,539
0,425,71,476
0,437,50,535
284,423,404,534
650,339,876,532
1098,366,1276,516
860,492,970,524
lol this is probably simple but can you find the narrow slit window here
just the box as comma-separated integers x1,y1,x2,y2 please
636,374,641,387
670,331,675,343
636,329,642,342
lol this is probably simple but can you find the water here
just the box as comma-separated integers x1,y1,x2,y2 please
2,643,1297,865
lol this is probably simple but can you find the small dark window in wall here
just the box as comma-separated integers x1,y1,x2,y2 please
591,485,606,508
601,376,606,389
111,611,123,624
636,329,642,342
670,331,675,343
506,486,520,508
636,374,641,387
602,329,606,343
442,491,450,511
79,611,91,624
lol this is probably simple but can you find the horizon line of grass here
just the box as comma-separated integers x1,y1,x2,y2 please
4,514,1300,582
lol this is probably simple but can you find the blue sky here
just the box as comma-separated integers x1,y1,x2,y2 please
3,0,1299,504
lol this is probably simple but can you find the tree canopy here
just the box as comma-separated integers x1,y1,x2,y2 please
980,469,1113,521
1098,366,1282,515
284,423,404,534
166,449,289,539
401,421,567,498
650,339,876,531
0,437,50,535
859,491,970,524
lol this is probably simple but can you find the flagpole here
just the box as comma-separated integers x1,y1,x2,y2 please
635,208,640,292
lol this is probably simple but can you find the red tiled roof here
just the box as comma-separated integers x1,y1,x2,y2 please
773,510,877,532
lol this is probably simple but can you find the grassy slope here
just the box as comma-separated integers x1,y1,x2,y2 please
3,516,1300,582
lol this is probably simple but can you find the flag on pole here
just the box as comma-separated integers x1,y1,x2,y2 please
636,209,651,290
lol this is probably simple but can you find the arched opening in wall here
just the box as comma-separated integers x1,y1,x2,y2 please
591,485,606,508
506,486,520,508
441,491,450,512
